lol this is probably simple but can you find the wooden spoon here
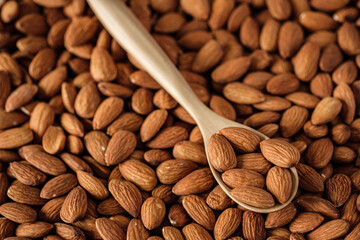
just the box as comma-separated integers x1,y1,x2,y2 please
87,0,299,213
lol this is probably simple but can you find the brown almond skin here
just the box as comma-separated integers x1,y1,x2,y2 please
141,197,166,230
0,217,15,239
7,182,47,206
242,211,266,240
77,170,109,200
223,82,265,105
40,173,78,199
108,179,142,218
29,102,55,138
5,83,38,112
140,109,168,142
213,208,242,240
126,219,150,240
92,97,124,130
289,212,324,233
54,223,86,240
172,168,215,196
173,141,207,165
60,186,87,224
231,186,275,208
147,126,189,149
15,221,53,238
192,39,223,73
105,130,137,166
265,202,297,229
25,151,67,176
296,163,324,192
292,42,320,81
0,127,33,149
266,166,292,204
278,21,304,59
119,159,158,192
307,219,349,240
74,82,101,119
305,138,334,169
337,22,360,55
319,43,343,72
219,127,260,153
182,195,215,231
326,174,351,207
237,153,272,175
208,133,237,172
0,202,37,223
90,47,117,82
211,57,251,84
156,159,198,185
206,185,234,211
95,217,126,240
182,223,212,240
222,169,265,189
296,195,339,219
168,204,191,227
260,139,300,168
280,105,308,137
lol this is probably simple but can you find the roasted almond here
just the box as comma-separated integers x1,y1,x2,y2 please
260,139,300,168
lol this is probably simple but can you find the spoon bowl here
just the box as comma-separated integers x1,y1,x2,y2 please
88,0,299,213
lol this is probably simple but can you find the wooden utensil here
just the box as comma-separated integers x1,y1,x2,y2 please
87,0,299,213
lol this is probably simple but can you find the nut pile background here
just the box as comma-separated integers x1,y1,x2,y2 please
0,0,359,239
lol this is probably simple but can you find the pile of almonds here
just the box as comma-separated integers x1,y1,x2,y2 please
0,0,360,239
208,128,300,208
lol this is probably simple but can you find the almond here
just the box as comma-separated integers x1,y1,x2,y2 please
242,211,266,240
211,57,251,84
280,106,308,137
265,202,297,229
168,204,191,227
180,0,210,20
192,40,223,73
77,170,109,200
319,43,343,72
108,179,142,218
206,185,234,210
7,182,46,206
310,73,333,98
95,217,126,240
337,22,360,55
0,52,22,86
147,126,188,149
231,186,275,208
74,82,101,119
213,208,242,240
156,159,198,185
223,82,265,104
227,3,251,32
0,202,37,223
90,47,117,82
285,92,320,109
141,197,166,230
289,212,324,233
25,151,67,176
40,173,78,199
311,97,342,125
220,127,260,153
140,109,168,142
54,223,86,240
299,11,337,31
326,174,351,207
296,195,339,219
42,126,66,155
15,221,53,238
119,159,157,192
333,83,356,124
207,133,237,172
126,219,150,240
332,60,357,85
237,153,272,175
84,131,109,166
5,83,38,112
182,223,212,240
240,16,259,50
93,97,124,130
296,163,324,192
307,219,349,240
0,127,33,149
260,139,300,168
9,161,46,187
292,42,320,81
278,21,304,59
182,195,215,230
172,168,215,196
305,138,334,169
260,18,281,52
222,169,265,188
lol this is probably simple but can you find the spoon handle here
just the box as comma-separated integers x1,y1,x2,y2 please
87,0,211,122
